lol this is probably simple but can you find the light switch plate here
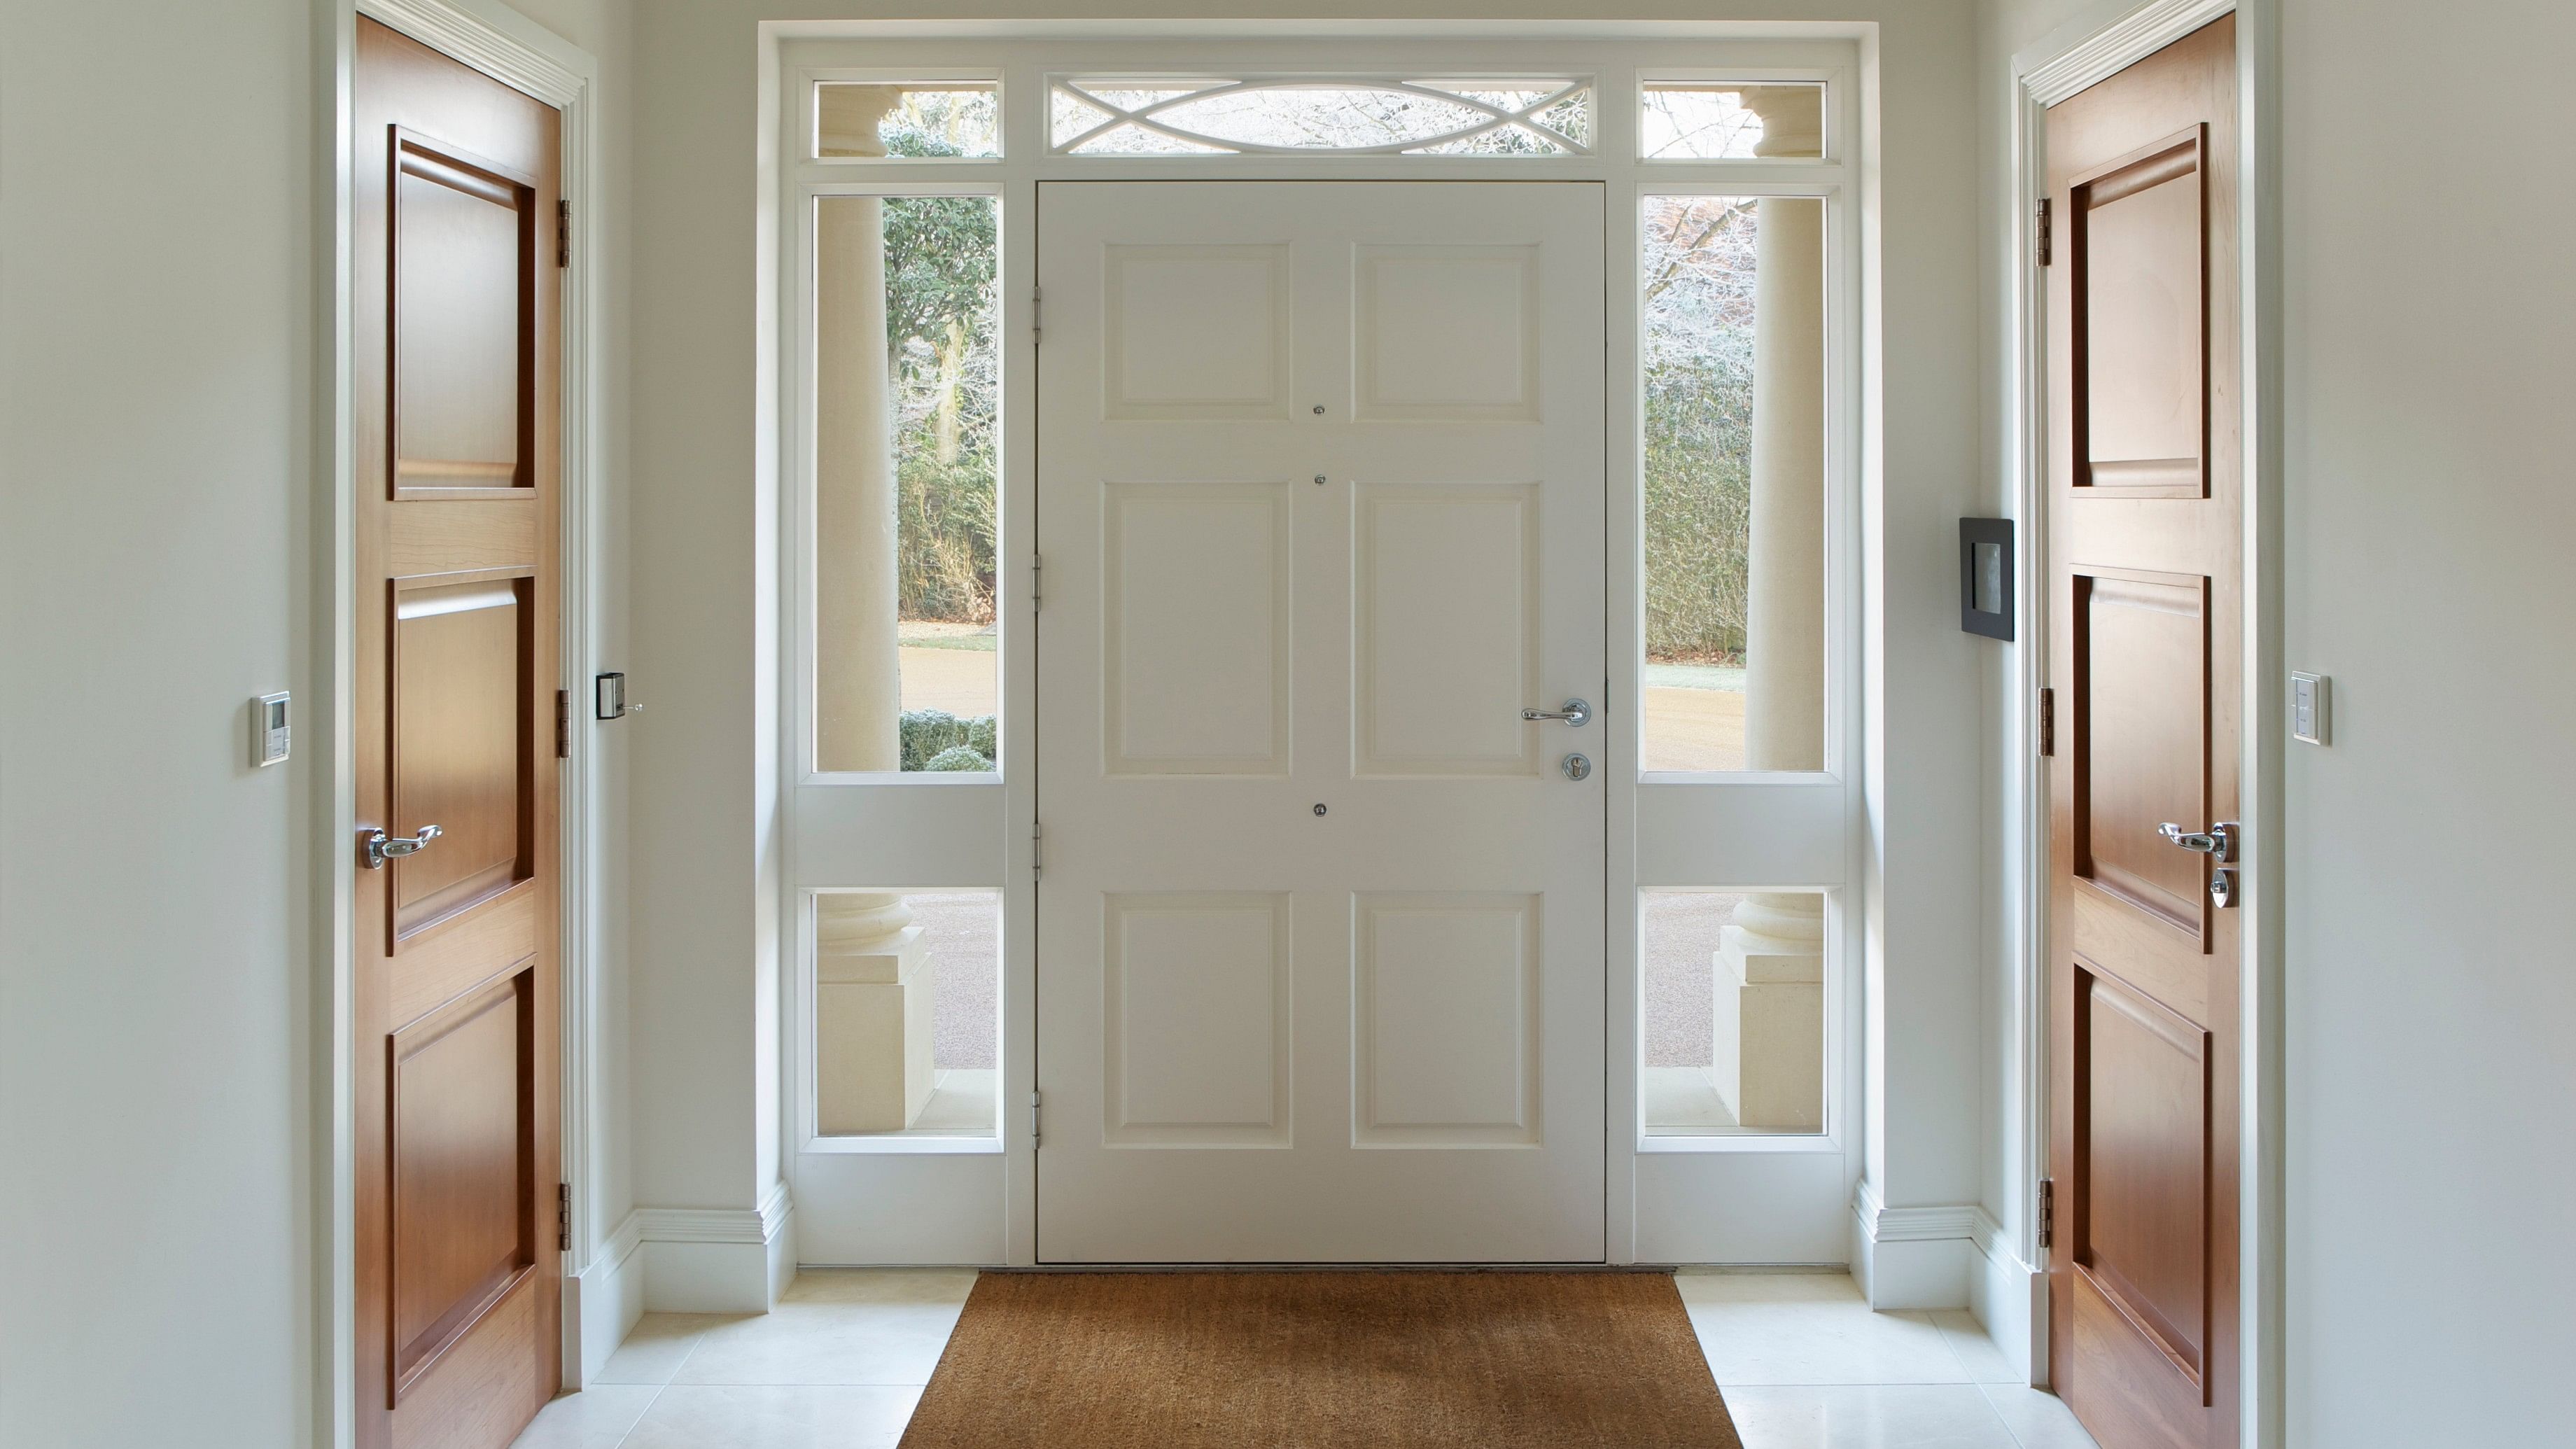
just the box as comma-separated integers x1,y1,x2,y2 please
2290,671,2329,746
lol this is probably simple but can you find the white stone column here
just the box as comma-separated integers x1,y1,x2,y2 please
1714,87,1827,1131
810,87,933,1132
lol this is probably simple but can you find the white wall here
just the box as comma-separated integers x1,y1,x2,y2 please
626,0,1987,1274
0,1,317,1441
1973,0,2576,1439
0,0,635,1437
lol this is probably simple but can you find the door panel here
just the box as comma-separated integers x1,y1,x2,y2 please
1037,181,1606,1263
357,18,560,1449
2046,16,2238,1449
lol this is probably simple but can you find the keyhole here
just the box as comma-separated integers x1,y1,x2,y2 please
1313,803,1327,816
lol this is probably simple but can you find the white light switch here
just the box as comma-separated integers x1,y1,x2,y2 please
2290,672,2329,746
253,692,291,766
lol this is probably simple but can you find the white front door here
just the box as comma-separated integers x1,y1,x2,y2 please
1035,181,1607,1262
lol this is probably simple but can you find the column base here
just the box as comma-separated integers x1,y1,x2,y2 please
816,924,935,1133
1711,918,1823,1131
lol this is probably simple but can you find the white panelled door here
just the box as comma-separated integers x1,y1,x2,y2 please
1036,182,1606,1262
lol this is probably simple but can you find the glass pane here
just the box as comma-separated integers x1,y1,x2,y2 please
817,83,1000,159
1641,83,1823,160
1052,78,1588,155
815,889,999,1138
813,195,1000,774
1642,888,1826,1136
1642,194,1825,774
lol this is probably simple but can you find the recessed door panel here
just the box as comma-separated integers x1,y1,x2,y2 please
391,971,533,1394
393,575,531,939
1353,245,1541,421
2077,969,2208,1386
393,135,534,493
1101,483,1292,776
2076,130,2206,495
1102,244,1292,419
2075,571,2207,934
1102,893,1292,1146
1354,894,1540,1147
1354,484,1539,777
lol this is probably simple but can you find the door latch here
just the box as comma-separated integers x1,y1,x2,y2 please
2159,821,2240,907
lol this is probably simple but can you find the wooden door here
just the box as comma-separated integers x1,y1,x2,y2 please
355,18,561,1448
1034,182,1607,1261
2045,16,2239,1449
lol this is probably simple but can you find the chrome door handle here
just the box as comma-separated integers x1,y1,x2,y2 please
1521,698,1592,728
360,823,442,870
2157,820,2237,863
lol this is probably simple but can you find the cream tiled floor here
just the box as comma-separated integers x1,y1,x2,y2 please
514,1268,2096,1449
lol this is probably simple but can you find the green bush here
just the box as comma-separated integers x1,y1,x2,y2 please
899,709,997,771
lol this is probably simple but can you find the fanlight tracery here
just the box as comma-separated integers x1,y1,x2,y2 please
1049,76,1593,157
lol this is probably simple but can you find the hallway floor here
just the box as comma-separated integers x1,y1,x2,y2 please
512,1269,2097,1448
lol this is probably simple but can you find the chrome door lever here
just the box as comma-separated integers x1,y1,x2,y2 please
1521,698,1592,728
2156,820,2237,863
360,823,442,870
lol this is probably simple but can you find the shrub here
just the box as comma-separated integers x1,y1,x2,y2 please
923,744,993,771
899,709,997,771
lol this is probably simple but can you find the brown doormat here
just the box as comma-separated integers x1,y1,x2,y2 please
899,1270,1740,1448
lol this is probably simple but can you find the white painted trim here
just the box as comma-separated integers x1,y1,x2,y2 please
1847,1182,1975,1310
323,3,605,1441
2003,0,2279,1439
567,1210,645,1387
1967,1207,2044,1387
636,1180,797,1247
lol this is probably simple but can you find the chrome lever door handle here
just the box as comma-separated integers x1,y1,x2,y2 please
1521,698,1592,728
2157,820,2237,863
360,823,442,870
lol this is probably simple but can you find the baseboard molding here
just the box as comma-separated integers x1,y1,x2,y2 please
1967,1206,2047,1387
1849,1182,1974,1310
637,1182,796,1313
565,1210,646,1385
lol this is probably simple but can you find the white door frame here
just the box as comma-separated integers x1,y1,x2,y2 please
2003,0,2282,1436
768,21,1874,1272
318,0,609,1439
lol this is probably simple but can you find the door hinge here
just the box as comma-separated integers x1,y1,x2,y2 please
2035,197,2052,267
557,1182,570,1253
2037,1178,2055,1250
2038,686,2055,757
1030,1090,1042,1145
557,199,571,269
556,690,570,758
1030,554,1043,612
1031,287,1042,344
1032,820,1043,877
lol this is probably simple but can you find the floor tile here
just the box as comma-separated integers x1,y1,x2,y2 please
1930,1308,2025,1384
780,1267,979,1307
1679,1273,1970,1386
1977,1382,2101,1448
589,1312,746,1385
620,1385,920,1449
670,1296,962,1387
1724,1385,2024,1449
507,1385,660,1448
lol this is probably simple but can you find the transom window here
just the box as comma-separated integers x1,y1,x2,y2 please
1047,76,1592,156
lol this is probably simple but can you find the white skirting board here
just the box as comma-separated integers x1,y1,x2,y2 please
564,1210,646,1386
1849,1184,2043,1387
1968,1210,2047,1388
626,1182,797,1315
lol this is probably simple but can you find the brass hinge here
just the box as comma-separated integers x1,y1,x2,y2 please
556,690,571,759
557,1182,570,1253
1031,287,1042,344
2036,197,2052,267
557,199,571,268
1030,1091,1042,1146
2038,687,2054,757
2037,1178,2055,1250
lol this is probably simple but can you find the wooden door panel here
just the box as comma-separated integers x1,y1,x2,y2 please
391,969,536,1391
393,133,536,496
392,574,533,940
2073,570,2208,936
2075,130,2207,496
2047,17,2237,1449
357,18,559,1449
2076,969,2208,1385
